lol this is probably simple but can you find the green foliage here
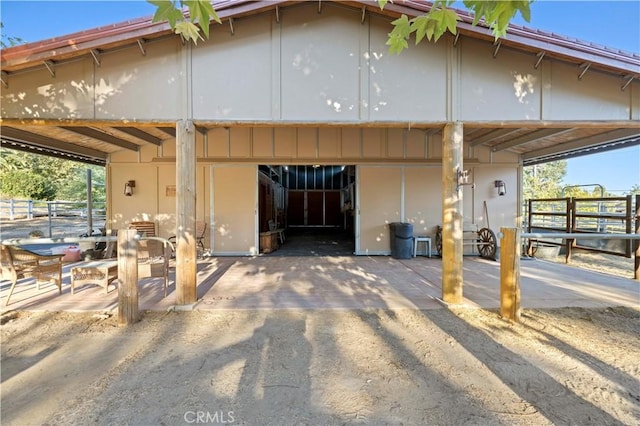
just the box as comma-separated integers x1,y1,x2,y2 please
523,161,567,200
0,22,25,48
0,149,28,170
149,0,530,48
380,0,533,54
149,0,220,45
0,169,57,200
0,148,105,202
464,0,531,38
55,167,106,203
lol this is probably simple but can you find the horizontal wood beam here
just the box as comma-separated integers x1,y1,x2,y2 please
1,118,638,129
60,126,140,151
0,126,108,160
158,126,177,137
151,157,483,165
469,128,522,147
113,126,163,145
490,128,574,152
522,128,640,160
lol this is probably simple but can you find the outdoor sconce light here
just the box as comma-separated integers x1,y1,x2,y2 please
124,180,135,196
495,180,506,196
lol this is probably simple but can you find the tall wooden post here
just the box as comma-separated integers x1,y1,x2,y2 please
442,122,464,304
634,194,639,281
118,229,139,326
176,119,197,305
500,227,521,321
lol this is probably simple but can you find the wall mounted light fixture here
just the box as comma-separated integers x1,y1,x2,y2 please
124,180,135,196
494,180,506,196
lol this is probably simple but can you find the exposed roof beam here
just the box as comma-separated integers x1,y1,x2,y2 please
578,62,591,80
0,127,108,161
493,40,501,58
113,127,163,145
534,51,545,69
60,126,140,151
622,75,634,91
524,138,640,166
1,138,106,166
137,39,146,56
491,128,574,152
469,128,522,147
90,49,101,67
522,128,640,161
43,60,55,78
158,126,176,137
0,71,7,88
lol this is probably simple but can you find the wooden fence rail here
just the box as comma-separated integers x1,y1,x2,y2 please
500,229,640,322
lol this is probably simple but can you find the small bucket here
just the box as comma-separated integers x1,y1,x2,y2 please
63,246,82,262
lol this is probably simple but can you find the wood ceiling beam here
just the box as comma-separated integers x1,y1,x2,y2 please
113,127,163,145
491,128,574,152
158,126,176,137
522,128,640,161
60,126,140,151
469,128,522,147
0,126,108,160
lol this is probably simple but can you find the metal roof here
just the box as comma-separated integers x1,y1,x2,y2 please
1,0,639,165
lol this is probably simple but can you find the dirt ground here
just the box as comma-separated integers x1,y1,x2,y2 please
543,249,637,280
1,306,639,425
2,218,639,424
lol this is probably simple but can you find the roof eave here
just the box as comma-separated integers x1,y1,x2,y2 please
1,0,638,77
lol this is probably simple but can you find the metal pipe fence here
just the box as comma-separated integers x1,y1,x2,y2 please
0,199,106,237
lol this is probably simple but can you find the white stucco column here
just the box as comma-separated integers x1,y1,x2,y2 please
176,119,197,305
442,121,464,304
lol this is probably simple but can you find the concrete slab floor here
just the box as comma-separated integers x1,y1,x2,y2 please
1,255,637,313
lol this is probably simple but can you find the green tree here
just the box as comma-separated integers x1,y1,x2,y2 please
55,166,106,203
0,169,56,200
0,22,24,48
0,148,105,202
384,0,532,54
148,0,531,48
523,161,567,200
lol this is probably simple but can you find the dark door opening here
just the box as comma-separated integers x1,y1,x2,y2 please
258,165,356,256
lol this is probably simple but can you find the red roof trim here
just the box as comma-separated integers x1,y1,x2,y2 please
1,0,638,76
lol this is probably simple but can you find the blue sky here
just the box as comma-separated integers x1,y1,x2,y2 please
1,0,639,193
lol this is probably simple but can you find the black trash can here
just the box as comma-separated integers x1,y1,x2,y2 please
388,222,400,255
390,222,413,259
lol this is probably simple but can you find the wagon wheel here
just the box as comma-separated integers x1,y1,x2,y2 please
435,227,443,256
477,228,497,260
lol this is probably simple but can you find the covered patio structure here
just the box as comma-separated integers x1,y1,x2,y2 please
1,0,639,309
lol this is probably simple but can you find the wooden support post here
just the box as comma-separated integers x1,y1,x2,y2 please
176,119,197,305
635,194,639,281
442,122,464,304
118,229,139,326
500,227,521,322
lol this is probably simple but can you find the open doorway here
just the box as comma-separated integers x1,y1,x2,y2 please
258,165,356,256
